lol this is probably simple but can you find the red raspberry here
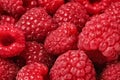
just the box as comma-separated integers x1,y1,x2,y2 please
100,62,120,80
15,7,57,42
16,62,48,80
0,15,16,25
44,22,78,55
78,13,120,64
0,24,25,58
20,41,55,68
0,57,19,80
50,50,96,80
38,0,64,15
71,0,112,14
22,0,38,10
0,0,25,17
53,2,89,31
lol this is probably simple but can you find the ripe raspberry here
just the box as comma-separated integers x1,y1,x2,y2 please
22,0,38,10
0,15,16,25
50,50,96,80
16,62,48,80
44,22,78,55
38,0,64,15
78,13,120,64
71,0,112,14
0,0,25,17
15,7,57,42
53,2,89,31
0,57,19,80
20,41,55,68
100,62,120,80
0,24,25,58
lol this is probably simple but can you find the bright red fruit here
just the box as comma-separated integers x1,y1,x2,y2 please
44,22,78,55
0,24,25,58
16,62,48,80
15,7,57,42
50,50,96,80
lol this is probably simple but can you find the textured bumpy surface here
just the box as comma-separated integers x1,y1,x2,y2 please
78,11,120,64
15,7,57,42
0,24,25,58
20,41,55,68
50,50,96,80
0,57,19,80
44,22,78,55
38,0,64,14
100,62,120,80
0,0,25,17
53,2,89,31
16,62,48,80
71,0,111,14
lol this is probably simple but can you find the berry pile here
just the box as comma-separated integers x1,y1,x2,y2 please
0,0,119,80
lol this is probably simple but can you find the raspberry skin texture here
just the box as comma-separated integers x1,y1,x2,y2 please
100,62,120,80
15,7,57,42
44,22,78,55
78,13,120,64
20,41,55,68
0,15,16,25
0,0,25,17
0,57,19,80
0,24,25,58
16,62,48,80
38,0,64,15
50,50,96,80
71,0,111,14
53,2,89,31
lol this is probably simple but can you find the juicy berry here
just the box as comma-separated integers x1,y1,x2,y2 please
78,13,120,64
15,7,57,42
53,2,89,31
50,50,96,80
0,24,25,58
44,22,78,55
16,62,48,80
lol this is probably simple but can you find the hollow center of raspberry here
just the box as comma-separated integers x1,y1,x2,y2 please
89,0,101,4
0,34,15,46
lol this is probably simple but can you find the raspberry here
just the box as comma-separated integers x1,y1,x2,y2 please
53,2,89,31
78,13,120,64
16,62,48,80
0,15,16,25
0,0,25,17
22,0,38,10
0,57,19,80
71,0,112,14
44,22,78,55
50,50,96,80
15,7,57,42
20,41,55,68
100,62,120,80
0,24,25,58
38,0,64,15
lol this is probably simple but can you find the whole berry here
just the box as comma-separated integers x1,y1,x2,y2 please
0,0,25,17
0,57,19,80
0,24,25,58
38,0,64,15
20,41,55,68
78,13,120,64
71,0,112,14
100,62,120,80
44,22,78,55
50,50,96,80
53,2,89,31
16,62,48,80
15,7,57,42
